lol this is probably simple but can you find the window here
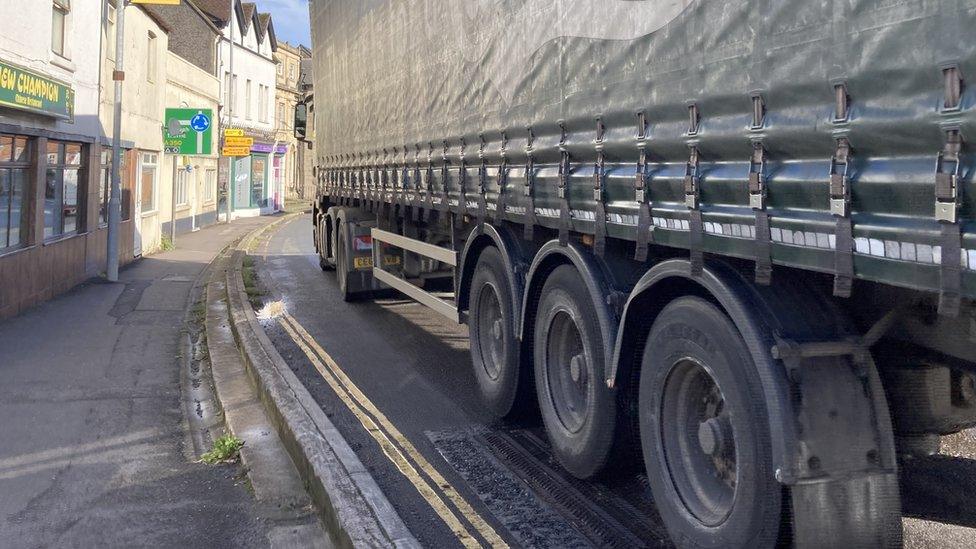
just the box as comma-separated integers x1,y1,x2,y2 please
258,85,268,123
175,167,188,206
99,147,128,225
105,3,116,60
277,62,283,76
147,31,157,82
52,0,69,58
277,102,285,128
224,72,231,109
245,79,252,120
232,74,239,114
289,63,295,82
0,135,30,251
205,169,217,203
140,152,157,213
45,141,83,239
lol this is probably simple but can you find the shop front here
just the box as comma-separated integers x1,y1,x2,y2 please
229,141,287,217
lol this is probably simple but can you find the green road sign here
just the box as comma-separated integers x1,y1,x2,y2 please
0,58,75,120
163,108,213,155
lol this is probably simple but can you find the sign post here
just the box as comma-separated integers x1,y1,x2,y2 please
164,108,213,246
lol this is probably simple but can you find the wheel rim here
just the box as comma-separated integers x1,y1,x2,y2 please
545,309,589,434
660,358,737,527
475,282,504,381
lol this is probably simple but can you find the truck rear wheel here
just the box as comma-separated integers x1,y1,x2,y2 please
468,247,522,418
639,296,781,548
336,220,356,302
533,265,615,479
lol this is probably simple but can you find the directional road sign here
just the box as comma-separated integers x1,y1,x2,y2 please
224,136,254,148
224,129,245,138
163,108,213,155
222,146,252,157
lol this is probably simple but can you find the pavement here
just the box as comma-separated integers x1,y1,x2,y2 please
0,217,276,548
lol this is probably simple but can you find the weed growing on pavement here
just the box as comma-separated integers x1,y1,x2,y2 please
160,234,175,252
201,434,244,464
242,255,267,308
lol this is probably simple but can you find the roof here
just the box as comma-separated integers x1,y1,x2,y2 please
257,13,270,41
143,0,220,35
191,0,231,23
241,2,257,33
258,13,277,51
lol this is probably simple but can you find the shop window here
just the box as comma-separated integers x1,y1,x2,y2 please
45,141,83,239
140,152,157,213
99,147,127,226
251,157,266,208
0,135,30,251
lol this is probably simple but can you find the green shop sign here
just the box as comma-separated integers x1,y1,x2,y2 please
0,59,74,120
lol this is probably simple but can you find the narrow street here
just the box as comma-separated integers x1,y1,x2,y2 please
251,214,976,549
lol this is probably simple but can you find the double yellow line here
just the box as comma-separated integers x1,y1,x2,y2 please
278,313,508,549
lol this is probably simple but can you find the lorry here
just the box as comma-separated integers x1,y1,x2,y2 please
298,1,976,546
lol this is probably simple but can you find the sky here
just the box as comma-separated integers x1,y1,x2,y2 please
257,0,311,48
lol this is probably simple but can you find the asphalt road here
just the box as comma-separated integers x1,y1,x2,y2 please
253,214,976,549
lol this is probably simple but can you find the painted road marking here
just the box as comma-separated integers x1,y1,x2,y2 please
278,313,508,548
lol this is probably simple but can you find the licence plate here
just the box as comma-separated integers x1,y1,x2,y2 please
383,255,402,266
353,256,374,269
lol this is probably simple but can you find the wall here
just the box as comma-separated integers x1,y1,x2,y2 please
215,5,277,215
99,5,168,255
0,0,135,321
159,52,221,237
0,0,101,138
217,9,275,133
275,42,302,201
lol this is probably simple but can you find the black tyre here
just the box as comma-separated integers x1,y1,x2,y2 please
468,247,523,418
639,296,781,548
534,265,616,479
318,216,335,272
336,221,354,301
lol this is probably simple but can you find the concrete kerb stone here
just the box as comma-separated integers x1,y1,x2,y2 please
223,220,420,549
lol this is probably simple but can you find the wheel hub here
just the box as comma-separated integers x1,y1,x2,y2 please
545,310,589,434
660,358,738,526
570,353,586,384
697,416,732,457
475,284,504,381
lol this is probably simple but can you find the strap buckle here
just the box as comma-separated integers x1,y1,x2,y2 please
935,130,962,224
557,149,570,199
749,144,767,210
829,139,851,217
684,147,700,209
635,149,647,202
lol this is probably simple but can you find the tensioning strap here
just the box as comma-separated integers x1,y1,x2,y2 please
684,146,703,276
829,138,854,298
557,148,571,246
593,120,607,256
750,143,772,285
